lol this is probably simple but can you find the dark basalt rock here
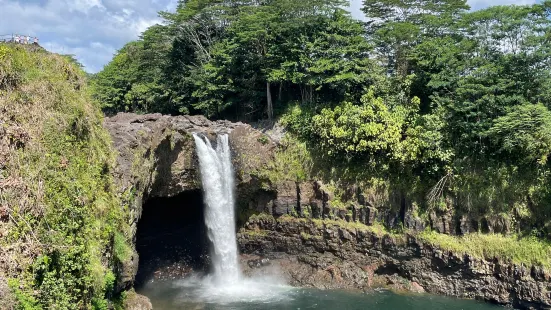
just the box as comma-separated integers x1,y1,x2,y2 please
238,216,551,310
123,291,153,310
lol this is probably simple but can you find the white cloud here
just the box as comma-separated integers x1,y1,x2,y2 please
68,0,105,13
468,0,537,10
0,0,175,73
0,0,541,73
42,40,116,73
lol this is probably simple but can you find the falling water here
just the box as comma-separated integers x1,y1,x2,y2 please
193,133,240,284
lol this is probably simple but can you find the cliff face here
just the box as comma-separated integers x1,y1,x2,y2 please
238,216,551,310
104,113,276,289
104,112,275,222
105,113,514,248
105,112,551,310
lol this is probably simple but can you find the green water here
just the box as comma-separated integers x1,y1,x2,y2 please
137,279,505,310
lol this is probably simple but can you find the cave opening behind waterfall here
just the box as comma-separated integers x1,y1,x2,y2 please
135,190,209,288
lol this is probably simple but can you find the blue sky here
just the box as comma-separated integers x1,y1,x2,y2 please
0,0,540,73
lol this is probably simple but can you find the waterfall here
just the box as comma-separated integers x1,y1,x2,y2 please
193,133,240,284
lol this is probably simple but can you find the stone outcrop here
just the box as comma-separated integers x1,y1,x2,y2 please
104,113,276,292
105,113,271,198
123,291,153,310
105,112,277,230
238,216,551,310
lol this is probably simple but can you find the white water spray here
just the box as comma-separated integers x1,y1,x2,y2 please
193,133,240,284
187,133,289,304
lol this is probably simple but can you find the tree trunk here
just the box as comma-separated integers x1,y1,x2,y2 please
267,82,273,121
396,45,409,77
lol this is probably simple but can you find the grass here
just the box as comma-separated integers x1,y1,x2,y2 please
314,218,405,240
253,135,313,184
298,215,551,270
241,230,269,237
276,213,396,239
419,230,551,270
248,213,277,222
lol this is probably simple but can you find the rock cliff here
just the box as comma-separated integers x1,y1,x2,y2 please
239,215,551,309
104,113,275,288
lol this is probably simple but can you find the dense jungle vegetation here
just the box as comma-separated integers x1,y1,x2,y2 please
92,0,551,237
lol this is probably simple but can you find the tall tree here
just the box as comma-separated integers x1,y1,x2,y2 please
362,0,469,76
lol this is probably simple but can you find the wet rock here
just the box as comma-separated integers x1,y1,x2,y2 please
430,211,454,235
313,181,333,203
247,258,271,269
238,216,551,309
298,183,316,218
116,249,139,291
485,215,512,234
309,198,323,219
272,181,298,217
363,206,377,226
410,281,425,293
404,211,425,232
459,215,477,235
124,291,153,310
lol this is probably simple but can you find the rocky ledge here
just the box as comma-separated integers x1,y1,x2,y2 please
238,215,551,310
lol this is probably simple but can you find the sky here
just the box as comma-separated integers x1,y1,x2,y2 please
0,0,541,73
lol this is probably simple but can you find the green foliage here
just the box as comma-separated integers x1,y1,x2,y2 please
257,135,269,145
279,104,314,137
0,45,130,309
362,0,469,76
113,232,132,262
420,231,551,270
311,89,418,160
92,0,372,120
8,279,40,310
256,135,313,183
0,44,25,89
486,104,551,165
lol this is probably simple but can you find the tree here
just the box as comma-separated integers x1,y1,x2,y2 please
422,4,551,161
185,0,369,119
311,88,422,162
91,42,142,113
486,104,551,166
362,0,469,76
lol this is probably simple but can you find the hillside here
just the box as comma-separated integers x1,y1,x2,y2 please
0,44,132,309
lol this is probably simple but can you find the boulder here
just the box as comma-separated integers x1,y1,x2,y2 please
123,291,153,310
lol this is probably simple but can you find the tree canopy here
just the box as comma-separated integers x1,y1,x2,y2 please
92,0,551,230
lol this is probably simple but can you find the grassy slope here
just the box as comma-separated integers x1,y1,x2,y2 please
0,44,130,309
